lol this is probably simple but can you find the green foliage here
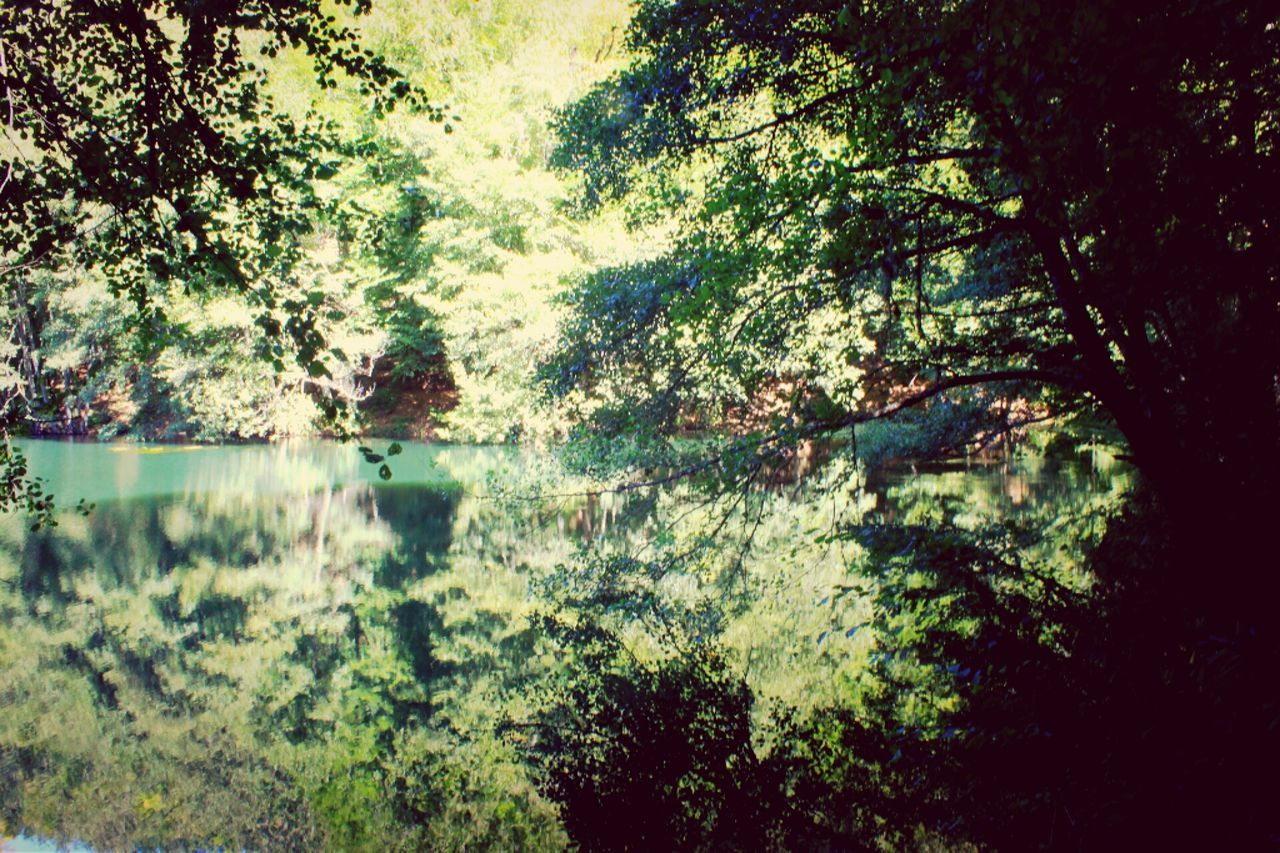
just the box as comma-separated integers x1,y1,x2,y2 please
2,0,640,454
0,441,56,530
545,0,1279,516
530,12,1280,843
303,0,639,442
0,0,432,360
0,433,1140,848
7,261,386,441
0,0,433,501
516,607,973,849
516,473,1280,848
4,0,1275,845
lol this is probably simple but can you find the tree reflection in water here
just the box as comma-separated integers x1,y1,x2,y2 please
0,439,1125,849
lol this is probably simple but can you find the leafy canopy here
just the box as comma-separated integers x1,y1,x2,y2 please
545,0,1278,516
0,0,442,375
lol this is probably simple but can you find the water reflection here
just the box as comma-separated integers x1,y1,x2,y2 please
0,438,1126,849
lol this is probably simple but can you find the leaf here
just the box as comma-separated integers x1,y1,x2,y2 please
378,463,392,481
387,442,402,456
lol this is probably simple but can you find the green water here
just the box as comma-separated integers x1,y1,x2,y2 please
0,438,1127,850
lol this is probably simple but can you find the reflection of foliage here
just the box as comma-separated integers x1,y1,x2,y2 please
0,454,590,849
814,508,1279,848
511,609,989,849
0,440,1139,848
832,523,1106,846
515,615,771,851
519,449,1276,848
510,449,1169,849
0,705,322,850
512,529,1081,848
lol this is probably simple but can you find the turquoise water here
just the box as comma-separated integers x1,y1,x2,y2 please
8,438,516,503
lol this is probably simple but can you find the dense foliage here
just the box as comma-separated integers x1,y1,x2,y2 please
3,0,1276,848
3,0,635,448
547,0,1277,521
0,447,586,849
531,0,1279,847
1,0,434,373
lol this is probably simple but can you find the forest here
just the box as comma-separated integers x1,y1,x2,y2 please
0,0,1276,849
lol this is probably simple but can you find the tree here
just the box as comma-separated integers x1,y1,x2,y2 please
536,1,1280,843
545,0,1278,575
0,0,448,398
0,0,444,510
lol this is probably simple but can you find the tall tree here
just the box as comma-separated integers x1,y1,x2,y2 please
539,3,1280,842
547,0,1278,567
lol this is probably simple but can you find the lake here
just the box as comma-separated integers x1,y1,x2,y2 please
0,437,1127,850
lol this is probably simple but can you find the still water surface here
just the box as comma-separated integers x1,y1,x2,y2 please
0,438,1126,849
